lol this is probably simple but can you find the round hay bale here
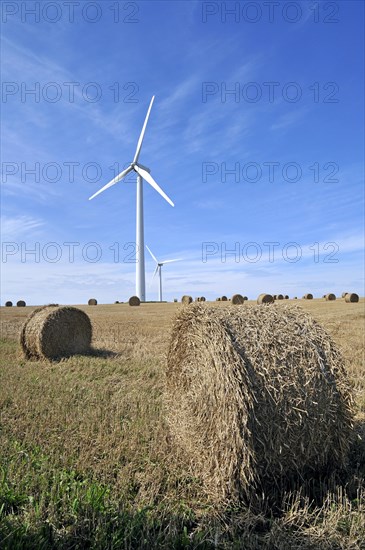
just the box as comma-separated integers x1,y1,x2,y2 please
173,299,178,303
243,296,248,301
345,293,359,303
5,301,13,307
231,294,245,305
20,305,92,360
217,297,221,301
273,295,277,300
257,293,274,304
284,295,289,299
181,295,193,305
88,298,97,306
166,304,353,505
277,294,284,300
196,297,201,302
303,293,313,300
200,296,206,302
342,292,348,298
326,293,336,301
114,300,119,304
17,300,26,307
294,297,297,299
129,296,141,306
221,296,228,301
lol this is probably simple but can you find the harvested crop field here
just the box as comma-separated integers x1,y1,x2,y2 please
0,299,364,549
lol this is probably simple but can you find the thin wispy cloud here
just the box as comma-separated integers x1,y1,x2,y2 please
1,215,45,240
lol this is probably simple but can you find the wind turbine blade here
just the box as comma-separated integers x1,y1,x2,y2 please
89,165,133,200
146,245,158,264
160,258,182,265
134,165,174,207
133,96,155,164
152,265,159,279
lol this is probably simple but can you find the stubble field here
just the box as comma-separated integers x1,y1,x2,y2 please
0,298,364,549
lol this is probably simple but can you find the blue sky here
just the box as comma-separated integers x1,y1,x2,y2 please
1,0,364,304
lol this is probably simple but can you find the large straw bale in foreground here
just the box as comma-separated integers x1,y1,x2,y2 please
166,304,353,505
21,305,92,360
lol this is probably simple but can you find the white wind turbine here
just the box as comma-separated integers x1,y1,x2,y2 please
146,245,181,302
89,96,174,302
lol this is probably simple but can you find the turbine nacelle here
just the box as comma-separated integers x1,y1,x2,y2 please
134,162,150,174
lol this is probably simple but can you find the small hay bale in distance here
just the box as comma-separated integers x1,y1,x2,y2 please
342,292,348,298
196,297,201,302
277,294,284,300
5,301,13,307
243,296,248,301
284,295,289,299
21,305,92,360
257,293,274,304
231,294,245,305
273,295,277,300
181,295,193,305
129,296,141,306
114,300,119,304
200,296,206,302
345,293,359,303
303,293,313,300
88,298,97,306
326,293,336,301
166,304,353,505
221,296,228,301
17,300,26,307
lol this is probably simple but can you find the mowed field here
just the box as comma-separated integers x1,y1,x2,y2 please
0,299,364,549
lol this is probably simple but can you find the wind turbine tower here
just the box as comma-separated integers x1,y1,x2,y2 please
89,96,174,301
146,245,181,302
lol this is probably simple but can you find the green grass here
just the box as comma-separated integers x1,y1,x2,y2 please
0,439,203,550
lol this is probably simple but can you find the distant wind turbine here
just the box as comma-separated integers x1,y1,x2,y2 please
89,96,174,302
146,245,181,302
